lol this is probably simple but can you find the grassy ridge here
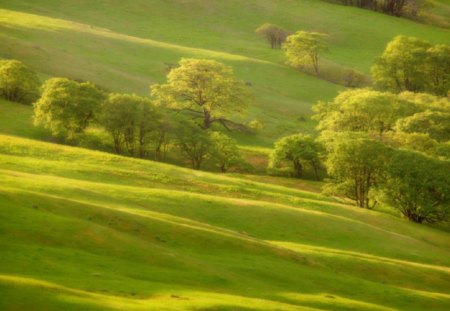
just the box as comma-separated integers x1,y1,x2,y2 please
1,134,449,310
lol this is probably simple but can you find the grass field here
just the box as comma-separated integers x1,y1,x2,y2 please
1,0,449,143
1,133,450,310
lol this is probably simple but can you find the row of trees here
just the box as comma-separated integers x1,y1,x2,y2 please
339,0,422,17
31,58,250,171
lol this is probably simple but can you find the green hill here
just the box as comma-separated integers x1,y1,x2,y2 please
1,1,450,310
1,133,450,310
1,0,449,143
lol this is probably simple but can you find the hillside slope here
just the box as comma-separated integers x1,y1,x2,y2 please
0,134,449,310
1,0,449,142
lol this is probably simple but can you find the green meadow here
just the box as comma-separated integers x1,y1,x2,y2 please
1,134,450,310
0,0,450,310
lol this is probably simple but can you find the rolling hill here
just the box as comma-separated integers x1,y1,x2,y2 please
1,133,450,310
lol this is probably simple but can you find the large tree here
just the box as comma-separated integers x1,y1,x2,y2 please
151,58,250,130
382,150,450,223
0,59,40,104
372,36,431,93
284,31,327,76
324,134,392,208
255,23,288,49
313,89,414,137
33,78,105,141
270,134,322,179
100,93,160,157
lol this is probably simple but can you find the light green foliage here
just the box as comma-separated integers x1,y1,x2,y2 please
324,134,392,208
151,58,250,129
0,59,39,104
385,131,439,156
397,91,450,113
395,110,450,142
255,23,288,49
100,93,161,157
33,78,105,141
372,36,450,95
313,89,413,136
382,149,450,223
284,31,327,75
175,120,213,169
209,131,242,172
270,134,322,180
426,44,450,96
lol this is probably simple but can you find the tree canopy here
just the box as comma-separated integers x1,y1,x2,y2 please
33,78,105,141
0,59,40,104
323,134,392,209
284,31,327,76
270,134,322,179
372,36,450,96
382,150,450,223
151,58,250,130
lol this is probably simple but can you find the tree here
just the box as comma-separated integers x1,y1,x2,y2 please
382,150,450,223
372,36,431,93
175,120,213,169
0,59,40,104
426,44,450,96
381,0,408,16
284,31,327,76
34,78,105,141
313,89,414,137
255,23,288,49
395,110,450,142
151,58,250,129
324,134,392,208
209,132,242,172
270,134,323,179
100,93,159,156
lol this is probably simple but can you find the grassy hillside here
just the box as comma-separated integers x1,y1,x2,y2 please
1,133,450,310
0,0,449,143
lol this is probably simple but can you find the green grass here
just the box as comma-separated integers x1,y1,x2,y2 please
0,0,448,143
0,133,449,310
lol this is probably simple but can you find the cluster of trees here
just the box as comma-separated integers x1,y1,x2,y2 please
0,60,40,104
31,58,249,172
271,88,449,224
372,36,450,96
313,88,449,223
338,0,423,17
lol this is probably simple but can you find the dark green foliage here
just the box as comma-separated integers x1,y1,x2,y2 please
270,134,323,180
100,93,161,157
382,150,450,223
